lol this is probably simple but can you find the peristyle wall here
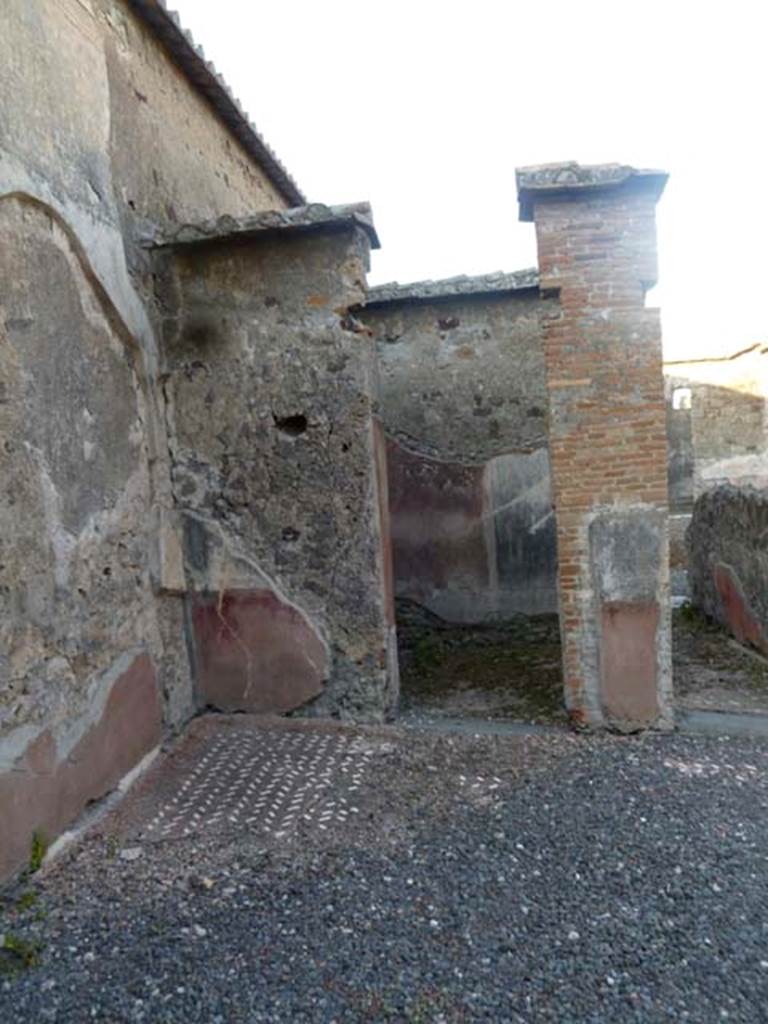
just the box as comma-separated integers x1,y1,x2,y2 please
665,345,768,510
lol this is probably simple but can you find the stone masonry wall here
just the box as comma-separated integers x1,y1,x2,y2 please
0,195,163,880
665,346,768,510
153,212,397,722
364,277,559,623
689,486,768,655
518,163,672,730
0,0,297,878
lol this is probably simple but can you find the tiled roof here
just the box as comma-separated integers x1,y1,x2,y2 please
145,201,379,249
364,268,539,306
126,0,304,207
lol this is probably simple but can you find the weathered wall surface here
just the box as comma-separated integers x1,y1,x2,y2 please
689,486,768,655
0,0,289,341
365,284,558,622
519,163,672,731
665,346,768,510
0,0,296,878
154,217,397,721
0,196,163,880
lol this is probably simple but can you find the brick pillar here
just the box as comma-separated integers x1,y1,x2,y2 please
517,162,672,730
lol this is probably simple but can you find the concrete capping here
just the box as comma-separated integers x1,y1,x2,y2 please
125,0,304,207
364,268,540,307
144,202,380,250
516,161,668,222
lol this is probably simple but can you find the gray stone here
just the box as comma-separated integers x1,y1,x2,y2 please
119,847,143,862
516,161,668,221
688,485,768,653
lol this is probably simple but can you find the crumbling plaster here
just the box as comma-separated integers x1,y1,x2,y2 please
151,211,397,721
0,195,158,736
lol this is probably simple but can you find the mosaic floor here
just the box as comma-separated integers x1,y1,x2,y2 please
138,726,376,843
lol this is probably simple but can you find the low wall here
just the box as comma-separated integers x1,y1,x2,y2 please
688,485,768,653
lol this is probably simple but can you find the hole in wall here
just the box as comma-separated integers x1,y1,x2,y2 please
273,413,308,438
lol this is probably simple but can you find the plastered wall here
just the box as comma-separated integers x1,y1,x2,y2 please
153,221,398,722
689,486,768,656
0,0,292,878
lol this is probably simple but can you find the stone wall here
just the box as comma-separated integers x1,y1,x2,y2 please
665,346,768,510
1,0,293,333
688,486,768,655
518,163,672,731
0,0,298,878
0,195,164,880
152,207,397,722
364,275,559,623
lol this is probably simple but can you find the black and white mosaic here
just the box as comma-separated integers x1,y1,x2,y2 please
142,729,375,841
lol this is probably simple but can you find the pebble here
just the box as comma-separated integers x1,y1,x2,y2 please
119,847,142,862
3,732,768,1023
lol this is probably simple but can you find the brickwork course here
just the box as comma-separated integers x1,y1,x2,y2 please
517,163,672,730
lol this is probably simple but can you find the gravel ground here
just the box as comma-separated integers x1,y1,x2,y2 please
3,725,768,1023
673,609,768,715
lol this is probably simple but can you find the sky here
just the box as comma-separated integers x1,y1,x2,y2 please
173,0,765,361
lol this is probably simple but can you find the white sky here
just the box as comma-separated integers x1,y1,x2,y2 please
173,0,765,360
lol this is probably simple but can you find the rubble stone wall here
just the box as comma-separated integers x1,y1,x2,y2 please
365,284,559,623
0,0,295,878
665,347,768,511
154,221,398,722
689,486,768,655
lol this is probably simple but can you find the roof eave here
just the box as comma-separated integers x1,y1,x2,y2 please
126,0,305,208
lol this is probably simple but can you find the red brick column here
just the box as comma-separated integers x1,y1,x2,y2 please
517,162,672,730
